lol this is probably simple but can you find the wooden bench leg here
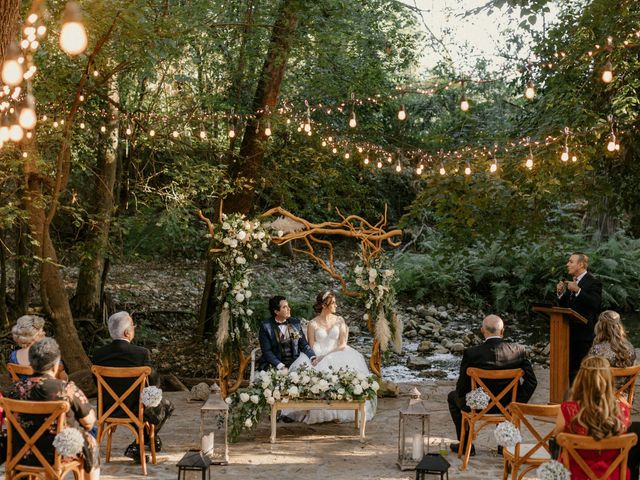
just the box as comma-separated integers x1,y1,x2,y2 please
359,403,366,442
354,407,359,430
270,404,277,444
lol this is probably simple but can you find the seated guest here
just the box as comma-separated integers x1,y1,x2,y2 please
5,338,100,480
589,310,636,368
553,355,635,480
92,311,174,462
448,314,537,455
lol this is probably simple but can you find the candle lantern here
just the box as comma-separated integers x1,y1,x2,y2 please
397,387,430,470
176,450,211,480
199,383,229,464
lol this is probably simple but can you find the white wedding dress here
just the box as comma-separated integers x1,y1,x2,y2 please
288,321,376,424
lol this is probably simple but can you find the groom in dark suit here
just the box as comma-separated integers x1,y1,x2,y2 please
448,315,537,455
258,295,316,371
93,311,174,461
556,252,602,381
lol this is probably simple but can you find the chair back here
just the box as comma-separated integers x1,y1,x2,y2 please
509,402,560,463
611,364,640,406
0,397,76,478
91,365,151,427
7,362,68,382
556,432,637,480
467,367,524,417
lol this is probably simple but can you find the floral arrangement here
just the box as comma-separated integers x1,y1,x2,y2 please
141,386,163,408
53,427,84,458
225,365,379,441
353,253,401,353
212,213,272,350
537,460,571,480
465,388,490,410
494,421,522,447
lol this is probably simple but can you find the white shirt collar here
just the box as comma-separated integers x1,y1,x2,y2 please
575,271,587,283
484,336,502,341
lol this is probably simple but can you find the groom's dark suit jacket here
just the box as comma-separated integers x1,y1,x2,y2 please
258,317,315,370
455,337,537,405
558,271,602,343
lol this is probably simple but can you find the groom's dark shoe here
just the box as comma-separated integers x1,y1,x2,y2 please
450,442,476,456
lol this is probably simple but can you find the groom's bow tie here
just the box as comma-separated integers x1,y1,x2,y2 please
275,319,289,326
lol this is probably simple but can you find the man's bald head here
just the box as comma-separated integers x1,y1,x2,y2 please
481,314,504,338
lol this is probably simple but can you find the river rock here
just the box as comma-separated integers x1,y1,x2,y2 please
426,305,438,316
437,310,450,320
417,340,432,352
407,356,431,369
450,342,465,353
420,369,448,379
433,344,449,354
405,329,417,338
425,316,441,327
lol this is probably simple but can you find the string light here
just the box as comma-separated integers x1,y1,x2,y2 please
149,129,155,137
397,104,407,121
264,120,272,137
18,94,36,130
9,113,24,142
199,129,207,139
60,1,88,56
601,61,613,83
460,93,469,112
395,162,401,172
228,125,236,138
2,42,23,87
344,152,350,159
439,163,446,176
525,80,535,99
100,125,106,133
376,160,382,168
172,130,179,138
349,111,357,128
561,127,570,161
363,157,369,165
464,161,471,175
489,158,498,173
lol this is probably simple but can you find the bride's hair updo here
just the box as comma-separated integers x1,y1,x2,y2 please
313,290,335,314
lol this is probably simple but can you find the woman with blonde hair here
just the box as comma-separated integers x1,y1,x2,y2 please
10,315,46,366
554,356,632,479
590,310,636,368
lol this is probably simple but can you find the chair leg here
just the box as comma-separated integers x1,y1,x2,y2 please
502,458,509,480
458,417,467,460
511,461,519,480
139,427,147,475
148,424,157,464
461,422,474,471
106,425,114,462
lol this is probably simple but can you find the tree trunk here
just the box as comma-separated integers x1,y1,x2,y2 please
197,255,217,340
14,220,31,317
224,0,301,214
0,229,8,329
23,163,91,373
0,0,20,61
73,84,119,318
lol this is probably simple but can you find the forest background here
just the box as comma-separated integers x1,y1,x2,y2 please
0,0,639,375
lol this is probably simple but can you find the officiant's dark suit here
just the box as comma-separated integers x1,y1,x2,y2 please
557,253,602,380
258,296,315,370
447,315,537,452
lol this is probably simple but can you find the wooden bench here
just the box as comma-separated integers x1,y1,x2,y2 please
270,399,367,443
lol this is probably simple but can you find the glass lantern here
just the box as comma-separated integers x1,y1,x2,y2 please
177,450,211,480
397,387,430,470
199,383,229,465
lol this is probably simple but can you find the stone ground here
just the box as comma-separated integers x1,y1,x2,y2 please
3,365,635,479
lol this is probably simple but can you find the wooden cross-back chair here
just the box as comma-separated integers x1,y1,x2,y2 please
556,432,637,480
611,365,640,407
458,367,524,470
501,402,560,480
0,397,84,480
91,365,156,475
6,363,67,382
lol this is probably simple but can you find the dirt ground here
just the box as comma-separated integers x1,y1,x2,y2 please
99,365,555,479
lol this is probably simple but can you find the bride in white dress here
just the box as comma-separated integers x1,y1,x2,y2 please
288,290,376,423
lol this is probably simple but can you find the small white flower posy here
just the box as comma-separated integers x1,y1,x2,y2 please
53,427,84,457
536,460,571,480
465,388,490,410
141,386,163,408
494,421,522,447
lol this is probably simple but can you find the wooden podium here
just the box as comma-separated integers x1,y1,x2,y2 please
532,306,588,403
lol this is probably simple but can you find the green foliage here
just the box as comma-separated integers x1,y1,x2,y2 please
395,231,640,313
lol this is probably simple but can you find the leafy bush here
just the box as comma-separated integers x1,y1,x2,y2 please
395,231,640,312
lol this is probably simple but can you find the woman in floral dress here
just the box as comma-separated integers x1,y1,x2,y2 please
5,337,100,480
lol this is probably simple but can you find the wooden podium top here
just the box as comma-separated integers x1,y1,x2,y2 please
532,305,588,325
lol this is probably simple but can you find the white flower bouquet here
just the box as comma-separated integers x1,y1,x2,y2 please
536,460,571,480
494,421,522,447
465,388,490,410
141,386,163,407
53,427,84,458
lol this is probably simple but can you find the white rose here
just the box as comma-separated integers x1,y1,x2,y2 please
289,372,300,383
352,378,360,386
318,379,329,392
372,381,380,391
247,309,254,316
245,290,252,298
235,293,245,303
337,394,343,400
301,375,310,385
267,397,275,405
273,390,281,400
264,388,272,398
257,231,265,240
354,265,364,275
310,384,320,394
235,256,246,264
363,313,369,321
244,418,253,427
225,397,233,404
356,373,366,381
237,230,247,241
262,243,268,251
338,388,345,394
277,230,284,237
242,279,249,288
369,269,378,282
250,395,259,404
230,239,238,248
361,381,370,389
353,385,363,395
222,222,231,230
240,392,250,403
222,237,231,245
281,397,289,404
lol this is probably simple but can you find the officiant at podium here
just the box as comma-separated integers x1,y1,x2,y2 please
556,252,602,381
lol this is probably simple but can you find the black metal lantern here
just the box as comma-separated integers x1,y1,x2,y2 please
177,450,212,480
415,453,450,480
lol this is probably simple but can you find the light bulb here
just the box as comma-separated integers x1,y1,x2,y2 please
602,61,613,83
52,120,59,128
525,157,533,169
349,112,357,128
607,140,616,152
26,131,32,139
2,43,23,87
199,130,206,139
387,156,393,163
395,164,401,172
321,140,326,147
306,130,311,136
264,122,271,136
464,165,471,175
571,155,577,162
228,127,236,138
376,161,382,168
37,25,47,37
397,105,406,121
60,2,88,56
364,158,369,165
149,129,155,137
416,167,423,175
125,127,131,135
172,130,179,138
561,146,569,162
0,118,9,142
79,122,85,129
9,121,24,142
100,125,106,133
303,121,311,132
18,94,37,130
490,161,497,173
344,153,350,159
615,143,620,151
460,95,469,112
439,166,446,176
525,81,535,99
332,147,337,154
